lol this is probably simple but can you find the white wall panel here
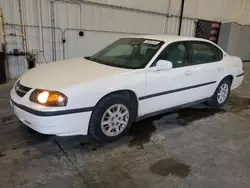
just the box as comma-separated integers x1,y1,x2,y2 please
57,2,192,60
23,0,51,27
4,0,241,79
3,23,64,79
23,0,38,26
185,0,250,24
55,1,81,29
91,0,170,14
64,29,132,59
7,56,25,79
0,0,21,24
166,17,179,35
25,26,63,62
4,24,25,79
2,0,250,26
81,4,166,34
181,19,196,37
84,0,250,25
165,17,195,37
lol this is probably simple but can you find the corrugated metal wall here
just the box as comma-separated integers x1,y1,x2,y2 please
56,2,196,59
0,0,196,79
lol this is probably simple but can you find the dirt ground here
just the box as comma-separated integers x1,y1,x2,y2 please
0,64,250,188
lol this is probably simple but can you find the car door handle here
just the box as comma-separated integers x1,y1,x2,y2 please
185,70,193,76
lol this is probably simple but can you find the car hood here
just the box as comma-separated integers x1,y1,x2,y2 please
20,58,131,90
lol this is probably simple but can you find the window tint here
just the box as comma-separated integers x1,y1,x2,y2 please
158,43,188,68
191,42,222,64
105,45,133,57
215,46,223,60
140,44,159,55
134,43,162,62
90,38,164,69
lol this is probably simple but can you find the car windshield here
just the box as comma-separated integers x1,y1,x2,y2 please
86,38,164,69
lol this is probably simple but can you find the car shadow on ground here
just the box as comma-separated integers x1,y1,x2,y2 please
15,95,250,153
48,103,225,151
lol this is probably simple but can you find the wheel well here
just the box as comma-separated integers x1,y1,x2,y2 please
99,90,139,117
223,75,233,84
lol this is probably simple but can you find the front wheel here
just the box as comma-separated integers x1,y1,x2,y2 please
88,94,135,142
208,78,231,108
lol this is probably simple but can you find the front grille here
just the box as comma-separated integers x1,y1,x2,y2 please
15,81,32,97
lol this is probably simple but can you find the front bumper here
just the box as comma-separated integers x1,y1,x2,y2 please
10,89,92,136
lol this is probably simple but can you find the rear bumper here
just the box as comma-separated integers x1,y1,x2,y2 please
10,89,92,136
232,72,244,90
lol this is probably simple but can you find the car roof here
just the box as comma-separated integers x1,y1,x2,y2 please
129,35,210,43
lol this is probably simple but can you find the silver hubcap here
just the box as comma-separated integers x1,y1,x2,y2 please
101,104,129,137
217,83,229,104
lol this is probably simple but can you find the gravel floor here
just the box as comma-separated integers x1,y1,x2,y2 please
0,64,250,188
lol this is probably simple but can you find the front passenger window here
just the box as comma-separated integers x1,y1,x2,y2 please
158,43,187,68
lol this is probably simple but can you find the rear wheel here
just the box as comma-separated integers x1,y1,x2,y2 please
88,94,135,142
208,78,231,108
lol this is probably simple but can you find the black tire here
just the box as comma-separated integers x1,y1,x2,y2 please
88,94,135,142
208,78,232,108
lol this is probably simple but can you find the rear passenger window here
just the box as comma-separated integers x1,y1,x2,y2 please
191,42,223,64
215,46,223,60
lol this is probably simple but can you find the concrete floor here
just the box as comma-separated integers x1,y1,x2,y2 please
1,64,250,188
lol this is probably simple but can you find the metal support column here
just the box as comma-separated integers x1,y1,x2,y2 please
178,0,185,36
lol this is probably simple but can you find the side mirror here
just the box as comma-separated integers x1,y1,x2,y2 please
155,60,173,71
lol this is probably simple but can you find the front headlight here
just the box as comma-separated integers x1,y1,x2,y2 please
30,89,68,107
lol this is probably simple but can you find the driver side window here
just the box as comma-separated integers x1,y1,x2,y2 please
156,42,188,68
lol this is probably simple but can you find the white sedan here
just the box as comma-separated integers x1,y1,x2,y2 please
10,35,244,142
